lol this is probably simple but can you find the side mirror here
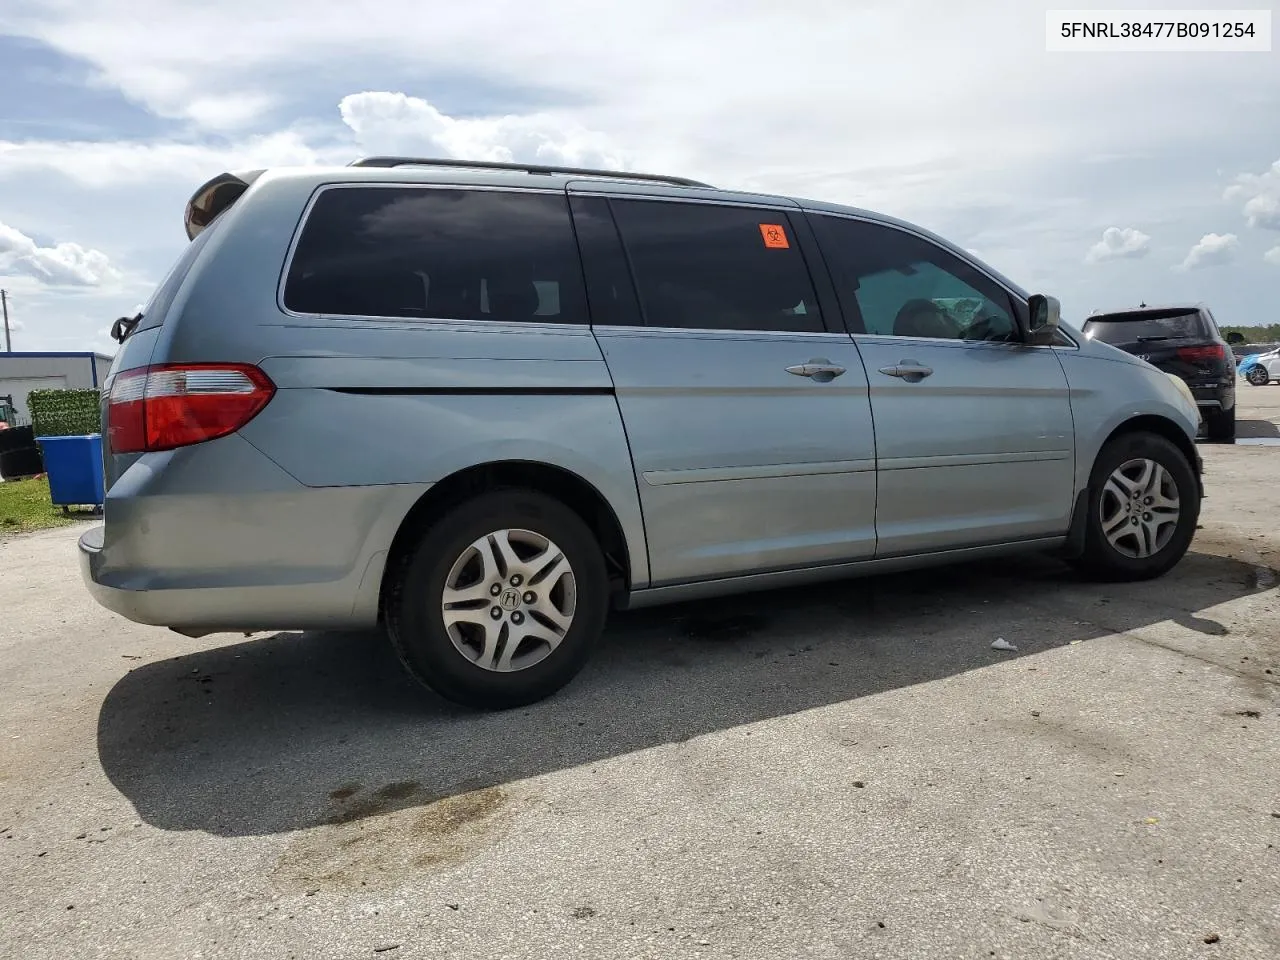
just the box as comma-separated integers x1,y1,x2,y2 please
1226,331,1245,345
1025,294,1061,345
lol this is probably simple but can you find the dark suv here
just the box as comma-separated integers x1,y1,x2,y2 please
1082,304,1236,441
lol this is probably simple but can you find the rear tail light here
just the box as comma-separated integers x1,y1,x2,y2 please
1176,344,1226,364
107,363,275,454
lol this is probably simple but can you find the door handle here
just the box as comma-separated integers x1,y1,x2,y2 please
786,358,847,383
878,360,934,383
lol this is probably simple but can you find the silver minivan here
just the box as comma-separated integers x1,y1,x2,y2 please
81,157,1204,709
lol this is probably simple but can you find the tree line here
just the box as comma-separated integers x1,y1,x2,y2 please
1222,324,1280,343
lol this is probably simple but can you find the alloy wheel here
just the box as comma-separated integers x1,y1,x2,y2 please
440,528,577,672
1099,458,1181,559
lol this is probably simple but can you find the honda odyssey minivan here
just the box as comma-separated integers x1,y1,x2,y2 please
81,157,1205,709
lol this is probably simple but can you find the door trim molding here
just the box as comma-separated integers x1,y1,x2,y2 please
643,458,876,485
878,450,1070,471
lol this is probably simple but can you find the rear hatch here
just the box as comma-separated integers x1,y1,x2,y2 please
1082,308,1231,384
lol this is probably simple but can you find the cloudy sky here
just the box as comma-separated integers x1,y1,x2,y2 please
0,0,1277,352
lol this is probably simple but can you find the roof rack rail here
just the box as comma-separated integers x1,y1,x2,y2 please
348,156,713,189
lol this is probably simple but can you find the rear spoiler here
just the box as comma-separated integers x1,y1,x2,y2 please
184,169,265,241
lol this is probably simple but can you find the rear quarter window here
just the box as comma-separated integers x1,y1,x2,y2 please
282,186,588,324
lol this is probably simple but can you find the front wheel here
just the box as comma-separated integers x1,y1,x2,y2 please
385,489,609,710
1246,364,1270,386
1070,432,1200,582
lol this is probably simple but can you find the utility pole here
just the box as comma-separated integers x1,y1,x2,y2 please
1,289,10,352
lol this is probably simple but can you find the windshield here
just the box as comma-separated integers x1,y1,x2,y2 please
1083,309,1206,344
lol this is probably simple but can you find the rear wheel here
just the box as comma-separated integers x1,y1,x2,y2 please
385,488,608,710
1246,364,1270,386
1070,432,1200,582
1204,405,1235,443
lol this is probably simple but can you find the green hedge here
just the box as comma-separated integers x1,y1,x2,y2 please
28,388,102,438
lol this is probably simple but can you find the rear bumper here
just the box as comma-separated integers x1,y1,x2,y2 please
78,434,430,633
1189,381,1234,411
79,523,388,633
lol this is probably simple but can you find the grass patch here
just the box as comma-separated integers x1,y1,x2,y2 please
0,477,80,534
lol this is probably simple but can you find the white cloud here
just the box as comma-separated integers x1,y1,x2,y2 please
12,0,1268,181
0,220,120,286
1243,193,1280,230
1224,159,1280,229
1084,226,1151,264
1178,233,1239,271
6,3,1039,135
185,93,280,131
1264,246,1280,266
0,132,330,188
338,92,627,170
1223,159,1280,198
0,94,628,190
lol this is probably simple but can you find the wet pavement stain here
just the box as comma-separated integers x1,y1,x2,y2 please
323,780,437,825
373,780,420,802
275,784,516,890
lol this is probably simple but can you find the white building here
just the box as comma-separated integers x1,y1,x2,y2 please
0,351,114,424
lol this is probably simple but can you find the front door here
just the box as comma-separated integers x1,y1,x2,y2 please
808,212,1076,557
570,191,878,585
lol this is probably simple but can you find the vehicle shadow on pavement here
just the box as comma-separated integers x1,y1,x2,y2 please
1237,417,1280,440
96,548,1268,838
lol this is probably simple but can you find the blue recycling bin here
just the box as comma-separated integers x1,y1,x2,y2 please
35,434,105,510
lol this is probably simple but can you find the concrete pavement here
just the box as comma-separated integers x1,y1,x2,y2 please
2,389,1278,959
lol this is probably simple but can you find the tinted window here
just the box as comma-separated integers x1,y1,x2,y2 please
811,215,1017,341
1083,309,1207,344
609,199,824,333
283,187,588,324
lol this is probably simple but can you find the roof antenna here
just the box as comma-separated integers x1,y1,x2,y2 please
1138,301,1147,308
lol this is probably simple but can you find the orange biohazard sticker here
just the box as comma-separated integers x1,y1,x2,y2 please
759,223,790,249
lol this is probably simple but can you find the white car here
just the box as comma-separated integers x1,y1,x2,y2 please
1242,347,1280,386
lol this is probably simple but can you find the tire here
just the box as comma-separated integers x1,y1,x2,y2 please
385,488,609,710
1204,405,1235,443
1070,432,1200,582
1246,364,1270,386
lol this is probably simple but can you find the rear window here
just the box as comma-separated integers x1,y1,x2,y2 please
283,186,588,324
1083,309,1207,343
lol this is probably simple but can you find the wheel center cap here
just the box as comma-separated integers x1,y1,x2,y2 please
498,588,522,611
